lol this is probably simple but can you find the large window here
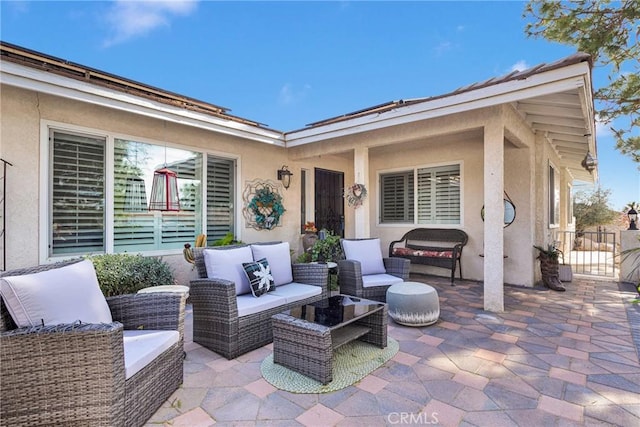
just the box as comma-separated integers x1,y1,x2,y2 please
549,163,560,227
50,132,106,255
49,129,235,257
380,164,461,225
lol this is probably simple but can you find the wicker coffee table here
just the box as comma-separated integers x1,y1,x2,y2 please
271,295,387,384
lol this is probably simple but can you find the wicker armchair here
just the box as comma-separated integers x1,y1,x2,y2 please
0,260,186,427
190,245,328,359
338,238,410,302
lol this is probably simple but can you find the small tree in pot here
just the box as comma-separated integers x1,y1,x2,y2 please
534,244,565,292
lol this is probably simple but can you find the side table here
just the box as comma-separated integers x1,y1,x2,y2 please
138,285,190,298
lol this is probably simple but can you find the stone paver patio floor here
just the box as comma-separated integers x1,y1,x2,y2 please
147,275,640,426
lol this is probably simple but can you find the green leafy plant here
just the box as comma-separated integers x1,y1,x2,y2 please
211,232,242,247
311,232,343,263
533,244,561,261
294,252,312,264
86,253,175,296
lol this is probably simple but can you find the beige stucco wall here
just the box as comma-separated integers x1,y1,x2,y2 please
365,127,536,285
0,85,342,285
2,83,575,289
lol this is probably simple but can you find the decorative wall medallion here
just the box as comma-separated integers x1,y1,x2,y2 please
243,179,285,230
344,183,368,208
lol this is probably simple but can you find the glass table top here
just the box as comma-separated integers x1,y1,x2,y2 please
286,295,385,328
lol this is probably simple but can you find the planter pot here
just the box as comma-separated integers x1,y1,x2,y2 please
538,254,565,292
302,232,318,253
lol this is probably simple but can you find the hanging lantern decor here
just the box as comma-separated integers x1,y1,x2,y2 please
149,168,180,211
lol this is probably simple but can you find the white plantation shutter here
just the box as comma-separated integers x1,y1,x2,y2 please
380,164,460,225
49,131,236,255
113,141,155,250
50,131,105,255
417,165,460,224
380,171,414,223
206,156,235,243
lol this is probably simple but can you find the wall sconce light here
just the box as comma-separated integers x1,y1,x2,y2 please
149,168,180,211
581,152,597,173
277,165,293,190
628,207,638,230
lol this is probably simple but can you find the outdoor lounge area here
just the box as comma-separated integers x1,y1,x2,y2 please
146,274,640,426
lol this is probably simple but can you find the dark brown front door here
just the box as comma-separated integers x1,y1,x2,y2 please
314,168,344,237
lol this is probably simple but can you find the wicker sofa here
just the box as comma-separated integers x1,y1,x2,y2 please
0,259,186,427
190,242,328,359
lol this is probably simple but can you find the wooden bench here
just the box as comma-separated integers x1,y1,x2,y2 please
388,228,468,285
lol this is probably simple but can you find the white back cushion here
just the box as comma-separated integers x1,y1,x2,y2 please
0,259,113,328
250,242,293,286
342,238,386,275
203,246,254,295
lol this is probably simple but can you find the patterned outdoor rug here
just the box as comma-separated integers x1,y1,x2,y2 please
260,338,399,393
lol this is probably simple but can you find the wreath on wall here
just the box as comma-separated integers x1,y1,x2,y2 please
344,183,368,208
243,180,285,230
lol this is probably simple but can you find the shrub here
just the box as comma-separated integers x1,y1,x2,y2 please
86,253,175,296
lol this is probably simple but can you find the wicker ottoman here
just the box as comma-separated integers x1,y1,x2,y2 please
386,281,439,326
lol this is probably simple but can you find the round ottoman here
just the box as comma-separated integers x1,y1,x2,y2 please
386,281,440,326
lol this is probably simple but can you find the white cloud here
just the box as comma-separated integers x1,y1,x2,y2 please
278,83,311,106
103,0,198,47
509,60,529,73
456,25,465,32
595,113,612,138
434,41,453,56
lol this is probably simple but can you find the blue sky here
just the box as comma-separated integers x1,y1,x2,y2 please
1,0,638,210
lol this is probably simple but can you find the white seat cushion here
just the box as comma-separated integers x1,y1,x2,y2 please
362,273,404,288
122,330,180,380
342,239,386,275
0,260,113,328
203,246,254,295
250,242,293,286
237,293,287,317
269,282,321,304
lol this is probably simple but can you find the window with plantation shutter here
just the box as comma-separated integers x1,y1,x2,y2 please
417,165,460,224
206,156,235,243
380,171,414,223
50,131,105,255
380,163,460,225
47,125,238,258
113,139,203,252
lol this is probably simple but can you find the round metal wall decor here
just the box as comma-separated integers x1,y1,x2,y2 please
481,196,516,228
243,179,285,230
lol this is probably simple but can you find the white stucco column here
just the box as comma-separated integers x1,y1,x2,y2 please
483,120,505,312
621,230,640,284
354,147,370,238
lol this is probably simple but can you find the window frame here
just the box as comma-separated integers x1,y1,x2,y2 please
377,161,463,228
548,161,560,228
40,120,240,262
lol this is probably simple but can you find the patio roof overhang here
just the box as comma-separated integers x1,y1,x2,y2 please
285,53,597,183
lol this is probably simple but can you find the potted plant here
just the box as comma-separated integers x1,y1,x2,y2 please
533,244,565,292
302,221,319,253
310,231,343,263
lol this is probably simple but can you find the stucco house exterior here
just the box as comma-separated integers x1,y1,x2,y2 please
0,42,597,311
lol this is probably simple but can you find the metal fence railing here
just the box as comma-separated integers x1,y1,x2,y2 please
555,230,617,278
